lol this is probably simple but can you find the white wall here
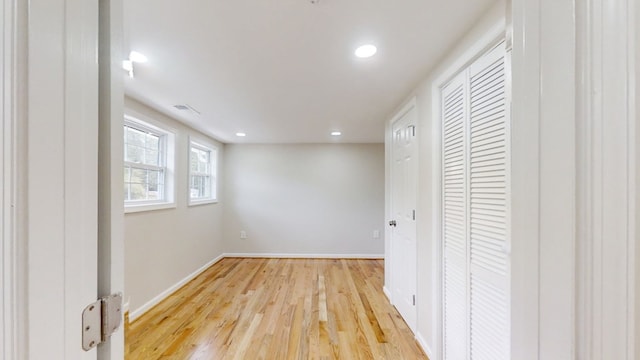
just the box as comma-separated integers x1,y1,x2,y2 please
384,2,505,358
223,144,384,256
124,97,225,315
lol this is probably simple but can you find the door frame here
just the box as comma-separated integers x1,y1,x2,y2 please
1,0,28,358
97,0,125,357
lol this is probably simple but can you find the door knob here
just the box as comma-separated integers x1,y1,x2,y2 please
389,220,397,227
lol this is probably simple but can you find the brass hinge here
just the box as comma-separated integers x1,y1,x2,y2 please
82,293,123,351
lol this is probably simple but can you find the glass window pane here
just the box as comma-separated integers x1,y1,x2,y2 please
127,127,146,147
124,166,130,182
129,183,146,200
190,148,199,172
124,184,130,201
130,168,147,184
145,149,159,166
146,133,159,150
126,145,143,163
148,170,160,191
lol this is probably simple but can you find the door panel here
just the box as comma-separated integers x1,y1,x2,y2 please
390,103,418,332
468,43,509,360
27,0,99,358
442,73,468,359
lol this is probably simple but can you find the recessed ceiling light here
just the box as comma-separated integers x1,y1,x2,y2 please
236,132,246,137
129,51,148,63
331,131,342,136
355,44,377,58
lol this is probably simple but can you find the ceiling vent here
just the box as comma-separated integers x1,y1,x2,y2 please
173,104,201,116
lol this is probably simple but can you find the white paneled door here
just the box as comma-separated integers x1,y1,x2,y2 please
442,42,510,360
390,102,418,332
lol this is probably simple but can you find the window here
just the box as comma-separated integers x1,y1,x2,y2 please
124,116,175,212
189,138,217,205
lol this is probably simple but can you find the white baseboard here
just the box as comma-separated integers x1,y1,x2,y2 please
416,332,434,360
223,253,384,259
129,253,225,322
383,286,392,301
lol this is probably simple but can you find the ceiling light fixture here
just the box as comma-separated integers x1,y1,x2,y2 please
236,132,247,137
355,44,377,58
122,51,148,78
331,131,342,136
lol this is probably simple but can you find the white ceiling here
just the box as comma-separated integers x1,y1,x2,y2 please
124,0,496,144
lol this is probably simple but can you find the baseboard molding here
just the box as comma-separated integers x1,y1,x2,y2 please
416,332,434,359
223,253,384,259
383,286,392,301
129,253,225,322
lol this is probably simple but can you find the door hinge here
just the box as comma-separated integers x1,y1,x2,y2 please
412,294,416,306
412,210,416,220
82,293,123,351
409,125,416,136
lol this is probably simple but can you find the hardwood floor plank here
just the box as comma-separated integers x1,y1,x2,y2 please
126,258,428,359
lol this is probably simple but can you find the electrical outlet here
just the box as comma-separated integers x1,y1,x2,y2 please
373,230,380,239
240,230,247,239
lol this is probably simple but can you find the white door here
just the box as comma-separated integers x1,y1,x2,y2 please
441,42,510,360
390,101,418,332
442,72,468,360
11,0,123,358
26,0,99,358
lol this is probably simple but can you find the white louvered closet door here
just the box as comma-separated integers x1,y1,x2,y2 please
442,42,510,360
468,43,509,360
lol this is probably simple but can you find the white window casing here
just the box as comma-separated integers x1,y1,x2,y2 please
124,115,176,213
188,136,218,206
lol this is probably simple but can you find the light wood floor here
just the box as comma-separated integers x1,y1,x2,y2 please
125,258,428,359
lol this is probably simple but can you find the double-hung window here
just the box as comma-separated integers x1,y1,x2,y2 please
124,116,175,212
188,138,217,205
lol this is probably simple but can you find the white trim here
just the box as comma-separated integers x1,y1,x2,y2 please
1,0,24,357
187,199,219,207
383,286,392,301
223,253,385,259
129,254,225,322
124,202,176,214
576,0,637,358
416,332,434,360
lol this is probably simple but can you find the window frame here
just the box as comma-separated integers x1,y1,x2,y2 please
124,114,176,213
187,136,218,206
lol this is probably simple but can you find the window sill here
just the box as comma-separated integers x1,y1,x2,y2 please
188,198,218,207
125,202,176,214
